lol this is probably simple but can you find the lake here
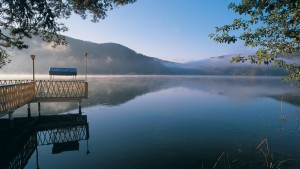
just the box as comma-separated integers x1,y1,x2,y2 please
1,76,300,169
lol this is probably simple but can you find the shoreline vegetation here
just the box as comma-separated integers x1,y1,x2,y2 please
0,74,289,78
203,138,297,169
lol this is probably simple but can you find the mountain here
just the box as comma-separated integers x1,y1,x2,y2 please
0,37,165,74
0,36,297,76
163,55,292,76
0,36,201,75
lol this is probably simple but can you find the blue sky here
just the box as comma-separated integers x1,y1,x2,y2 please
62,0,254,63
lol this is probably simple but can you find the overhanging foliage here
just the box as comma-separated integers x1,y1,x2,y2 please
210,0,300,83
0,0,136,68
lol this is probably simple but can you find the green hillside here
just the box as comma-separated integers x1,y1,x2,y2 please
0,36,292,76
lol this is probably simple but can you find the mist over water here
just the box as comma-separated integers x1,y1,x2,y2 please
1,76,300,169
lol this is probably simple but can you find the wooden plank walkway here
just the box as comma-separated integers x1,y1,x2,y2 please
0,80,88,117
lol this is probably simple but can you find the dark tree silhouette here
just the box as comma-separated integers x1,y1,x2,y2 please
0,0,136,68
210,1,300,83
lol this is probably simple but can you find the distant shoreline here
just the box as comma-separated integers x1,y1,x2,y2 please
0,74,285,80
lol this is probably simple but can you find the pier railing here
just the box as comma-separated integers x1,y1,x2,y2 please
35,80,88,100
0,80,32,86
0,80,88,117
0,82,35,116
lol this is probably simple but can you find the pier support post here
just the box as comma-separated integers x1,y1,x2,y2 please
9,111,13,120
38,102,41,116
78,100,82,115
9,111,14,127
27,103,31,118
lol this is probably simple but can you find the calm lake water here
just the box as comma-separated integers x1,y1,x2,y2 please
1,76,300,169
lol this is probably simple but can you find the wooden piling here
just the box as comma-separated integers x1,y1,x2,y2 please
9,111,14,127
27,103,31,118
78,100,82,115
38,102,41,116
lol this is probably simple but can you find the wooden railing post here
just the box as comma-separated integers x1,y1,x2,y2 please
33,81,36,99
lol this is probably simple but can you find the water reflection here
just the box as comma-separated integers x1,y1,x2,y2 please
0,114,89,169
1,76,300,169
81,76,300,169
86,76,299,106
10,76,300,116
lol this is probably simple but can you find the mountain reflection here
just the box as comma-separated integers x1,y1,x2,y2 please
0,114,89,169
86,76,299,107
13,76,300,115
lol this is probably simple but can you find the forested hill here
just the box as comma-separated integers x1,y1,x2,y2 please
0,36,294,76
64,37,173,74
1,36,199,75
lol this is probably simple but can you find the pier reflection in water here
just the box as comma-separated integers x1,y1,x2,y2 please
1,76,300,169
0,114,89,169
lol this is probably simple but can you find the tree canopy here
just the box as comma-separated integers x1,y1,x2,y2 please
210,0,300,83
0,0,136,68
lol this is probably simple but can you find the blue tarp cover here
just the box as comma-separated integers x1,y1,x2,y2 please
49,67,77,76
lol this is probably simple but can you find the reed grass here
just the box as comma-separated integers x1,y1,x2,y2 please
211,152,232,169
212,152,224,169
207,138,294,168
256,138,294,169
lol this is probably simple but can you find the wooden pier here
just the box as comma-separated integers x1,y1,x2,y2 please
0,80,88,118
